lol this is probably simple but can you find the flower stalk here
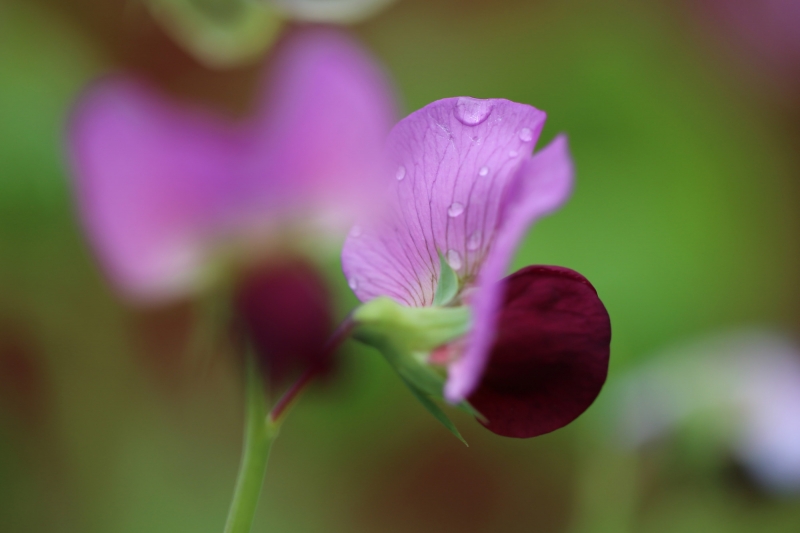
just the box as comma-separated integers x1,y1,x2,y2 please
224,317,355,532
224,351,278,533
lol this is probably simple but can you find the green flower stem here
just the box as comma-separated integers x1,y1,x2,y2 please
224,353,279,533
223,318,355,533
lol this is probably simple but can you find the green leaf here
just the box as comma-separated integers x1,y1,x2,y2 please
433,250,459,306
146,0,283,68
454,399,487,423
400,377,468,446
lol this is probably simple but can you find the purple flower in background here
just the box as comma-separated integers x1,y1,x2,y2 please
68,27,395,303
617,330,800,493
342,98,611,438
67,28,397,389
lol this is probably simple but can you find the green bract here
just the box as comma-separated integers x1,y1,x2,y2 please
352,296,482,444
432,250,458,307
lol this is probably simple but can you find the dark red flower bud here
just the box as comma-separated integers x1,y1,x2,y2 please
469,265,611,438
234,261,334,390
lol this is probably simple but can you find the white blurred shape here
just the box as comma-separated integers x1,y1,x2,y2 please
617,330,800,493
270,0,397,23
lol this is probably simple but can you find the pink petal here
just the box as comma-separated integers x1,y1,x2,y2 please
67,28,396,302
445,135,574,402
241,27,397,234
342,97,546,306
67,78,242,302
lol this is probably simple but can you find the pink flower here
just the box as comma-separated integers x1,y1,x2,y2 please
342,98,610,437
67,28,398,393
67,28,396,304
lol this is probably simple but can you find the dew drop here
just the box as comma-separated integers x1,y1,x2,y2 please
519,127,533,142
454,97,493,126
478,166,489,176
349,225,362,237
447,202,465,218
509,150,518,158
446,249,463,270
467,231,481,251
348,277,359,290
396,165,406,181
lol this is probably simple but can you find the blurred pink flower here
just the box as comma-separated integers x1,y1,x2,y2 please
67,28,396,303
618,330,800,492
342,98,610,437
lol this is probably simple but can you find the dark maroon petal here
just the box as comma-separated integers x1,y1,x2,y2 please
468,265,611,438
234,261,333,389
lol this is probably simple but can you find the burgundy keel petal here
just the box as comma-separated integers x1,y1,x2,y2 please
469,266,611,438
234,261,334,389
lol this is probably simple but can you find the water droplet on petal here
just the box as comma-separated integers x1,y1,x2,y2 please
349,225,362,237
519,127,533,142
348,277,359,290
447,202,465,217
454,97,493,126
479,166,489,176
446,249,463,270
396,166,406,181
467,231,481,251
509,150,518,158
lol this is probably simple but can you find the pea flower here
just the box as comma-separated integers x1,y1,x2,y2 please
67,28,396,387
342,98,611,438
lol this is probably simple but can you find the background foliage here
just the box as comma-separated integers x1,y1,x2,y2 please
1,0,799,531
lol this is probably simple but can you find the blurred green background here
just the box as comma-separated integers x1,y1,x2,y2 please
2,0,799,531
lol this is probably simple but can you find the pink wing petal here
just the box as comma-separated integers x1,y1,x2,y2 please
445,135,574,402
67,78,242,302
342,97,546,306
241,28,397,234
67,28,397,302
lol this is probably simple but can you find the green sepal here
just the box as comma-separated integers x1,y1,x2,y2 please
433,250,459,306
352,297,473,439
400,378,468,446
352,297,471,354
453,399,487,422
